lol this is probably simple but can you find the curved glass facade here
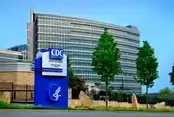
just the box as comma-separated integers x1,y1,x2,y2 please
8,44,28,60
8,44,28,52
29,11,141,93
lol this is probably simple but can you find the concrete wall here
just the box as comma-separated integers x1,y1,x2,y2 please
0,62,31,71
0,62,33,85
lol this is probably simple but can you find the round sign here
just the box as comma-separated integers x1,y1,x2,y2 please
48,84,62,102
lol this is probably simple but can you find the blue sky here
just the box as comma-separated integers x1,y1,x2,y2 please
0,0,174,93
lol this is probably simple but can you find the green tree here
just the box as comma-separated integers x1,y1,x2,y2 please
116,90,124,102
67,56,76,88
92,28,121,107
169,65,174,85
108,86,113,95
159,87,172,98
134,40,158,108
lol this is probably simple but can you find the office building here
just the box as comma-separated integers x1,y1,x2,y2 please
0,50,23,63
8,44,28,60
0,50,33,86
8,44,28,52
28,9,141,93
0,49,30,69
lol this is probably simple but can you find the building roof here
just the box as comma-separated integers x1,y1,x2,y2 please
7,44,28,52
30,9,140,35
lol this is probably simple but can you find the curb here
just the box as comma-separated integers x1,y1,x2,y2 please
0,109,174,113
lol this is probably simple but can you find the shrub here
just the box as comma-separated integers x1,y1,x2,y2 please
72,75,88,99
0,100,44,109
0,100,23,109
136,95,174,106
0,101,9,108
92,92,174,107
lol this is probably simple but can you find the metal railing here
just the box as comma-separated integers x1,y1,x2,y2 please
0,82,34,103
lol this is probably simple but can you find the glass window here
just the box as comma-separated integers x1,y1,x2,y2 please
118,44,138,50
0,53,22,61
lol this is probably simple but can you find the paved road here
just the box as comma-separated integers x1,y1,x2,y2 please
0,111,173,117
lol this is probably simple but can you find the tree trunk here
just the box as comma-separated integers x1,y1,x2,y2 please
146,85,149,108
105,79,109,107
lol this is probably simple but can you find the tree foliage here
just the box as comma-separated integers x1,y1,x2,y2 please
135,40,158,86
74,75,87,92
67,56,76,88
92,28,121,82
135,40,158,108
169,65,174,85
71,75,88,99
159,87,172,98
116,90,124,102
169,72,174,85
92,28,121,107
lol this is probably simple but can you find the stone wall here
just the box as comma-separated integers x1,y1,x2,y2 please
0,71,18,83
69,99,125,108
16,71,34,85
68,99,174,109
0,71,34,101
0,92,11,104
68,99,133,108
0,71,34,85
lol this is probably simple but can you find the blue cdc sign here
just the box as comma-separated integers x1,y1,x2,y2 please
49,48,64,60
33,48,68,108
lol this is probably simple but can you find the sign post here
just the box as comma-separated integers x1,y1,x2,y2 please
33,48,68,108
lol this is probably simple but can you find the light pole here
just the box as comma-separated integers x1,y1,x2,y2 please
120,77,124,91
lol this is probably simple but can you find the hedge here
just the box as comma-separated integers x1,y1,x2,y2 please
92,92,174,107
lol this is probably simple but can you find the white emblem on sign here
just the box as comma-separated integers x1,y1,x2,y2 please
51,49,63,57
52,86,61,101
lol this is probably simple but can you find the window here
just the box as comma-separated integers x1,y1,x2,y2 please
118,44,138,50
122,72,136,76
120,58,136,63
0,53,19,59
122,65,136,69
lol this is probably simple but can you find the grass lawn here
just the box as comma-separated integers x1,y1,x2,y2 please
0,101,174,112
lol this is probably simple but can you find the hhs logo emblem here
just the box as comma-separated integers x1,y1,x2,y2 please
49,48,64,60
49,84,62,102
